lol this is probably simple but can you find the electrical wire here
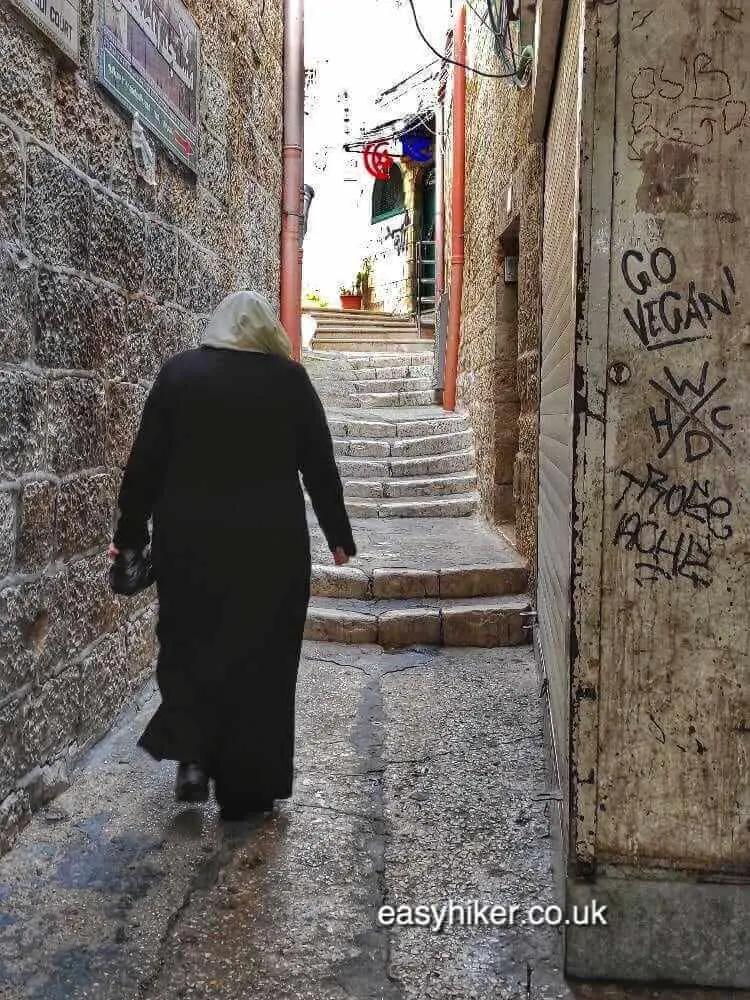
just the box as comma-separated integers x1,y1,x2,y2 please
405,0,518,80
465,0,490,25
487,0,516,77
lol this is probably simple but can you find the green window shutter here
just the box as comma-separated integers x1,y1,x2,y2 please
371,164,405,224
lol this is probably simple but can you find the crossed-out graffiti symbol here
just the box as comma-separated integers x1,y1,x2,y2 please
648,362,733,463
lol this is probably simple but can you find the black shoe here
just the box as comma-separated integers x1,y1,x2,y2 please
175,763,209,804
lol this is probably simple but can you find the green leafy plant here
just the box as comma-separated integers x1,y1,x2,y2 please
303,289,329,308
339,274,364,296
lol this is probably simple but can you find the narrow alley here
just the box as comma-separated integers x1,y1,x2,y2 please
0,0,748,993
0,326,745,999
0,324,566,998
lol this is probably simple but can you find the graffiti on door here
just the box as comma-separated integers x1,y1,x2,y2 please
611,246,737,588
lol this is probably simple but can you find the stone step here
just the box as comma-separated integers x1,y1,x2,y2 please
336,448,476,479
306,364,433,383
355,390,436,408
391,429,473,457
313,323,419,336
352,377,433,393
332,429,472,459
373,365,432,380
312,339,433,353
344,493,480,518
305,308,414,324
327,414,469,440
306,492,479,518
306,351,434,367
310,563,528,600
304,595,531,648
344,471,478,499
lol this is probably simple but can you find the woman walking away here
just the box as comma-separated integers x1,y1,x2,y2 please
109,291,356,821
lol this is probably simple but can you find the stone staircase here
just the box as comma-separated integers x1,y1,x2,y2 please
301,313,530,649
305,308,433,353
305,349,478,518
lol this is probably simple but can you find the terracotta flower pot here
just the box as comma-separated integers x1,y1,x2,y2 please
340,294,362,311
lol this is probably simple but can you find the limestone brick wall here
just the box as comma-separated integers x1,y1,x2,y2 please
0,0,282,851
443,16,541,570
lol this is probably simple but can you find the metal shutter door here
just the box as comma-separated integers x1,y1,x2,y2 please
537,0,582,793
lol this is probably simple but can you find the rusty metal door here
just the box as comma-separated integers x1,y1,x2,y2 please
536,0,583,798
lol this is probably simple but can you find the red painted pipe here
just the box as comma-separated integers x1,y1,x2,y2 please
280,0,304,360
443,4,466,412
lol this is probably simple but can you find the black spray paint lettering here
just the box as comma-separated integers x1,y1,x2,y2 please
613,512,714,588
621,246,736,351
614,462,732,540
648,362,733,462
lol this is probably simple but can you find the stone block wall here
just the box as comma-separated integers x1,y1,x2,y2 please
443,15,542,571
0,0,283,852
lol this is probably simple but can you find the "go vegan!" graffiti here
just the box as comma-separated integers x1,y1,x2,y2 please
621,246,736,352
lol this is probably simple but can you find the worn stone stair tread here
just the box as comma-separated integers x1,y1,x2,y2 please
306,491,480,517
312,340,433,353
305,306,413,316
353,390,436,408
344,493,480,518
336,449,476,479
305,352,434,366
312,326,422,337
307,364,432,383
344,471,477,499
352,377,433,393
332,429,472,459
328,416,469,441
304,595,531,647
328,405,465,426
310,562,528,599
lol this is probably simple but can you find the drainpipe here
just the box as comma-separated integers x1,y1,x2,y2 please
443,3,466,412
280,0,304,360
435,97,445,300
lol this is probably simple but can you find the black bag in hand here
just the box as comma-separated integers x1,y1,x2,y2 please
109,548,155,596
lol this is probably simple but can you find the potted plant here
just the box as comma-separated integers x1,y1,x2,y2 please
360,258,373,310
339,272,364,310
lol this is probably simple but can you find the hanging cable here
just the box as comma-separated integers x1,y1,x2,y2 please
465,0,490,25
487,0,531,85
405,0,517,80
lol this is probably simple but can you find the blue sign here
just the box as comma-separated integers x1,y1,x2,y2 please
401,134,432,162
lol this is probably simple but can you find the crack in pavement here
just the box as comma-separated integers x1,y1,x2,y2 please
137,836,240,998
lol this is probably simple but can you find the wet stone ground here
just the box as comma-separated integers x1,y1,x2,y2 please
0,643,745,1000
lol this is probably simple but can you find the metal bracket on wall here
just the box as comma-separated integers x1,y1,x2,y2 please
520,607,538,632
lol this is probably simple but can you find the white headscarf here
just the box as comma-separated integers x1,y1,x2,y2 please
201,291,292,359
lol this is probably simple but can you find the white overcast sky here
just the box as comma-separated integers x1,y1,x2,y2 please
304,0,449,104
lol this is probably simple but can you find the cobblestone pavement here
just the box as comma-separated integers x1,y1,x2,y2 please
0,643,744,1000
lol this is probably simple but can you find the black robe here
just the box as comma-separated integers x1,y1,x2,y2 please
112,346,355,812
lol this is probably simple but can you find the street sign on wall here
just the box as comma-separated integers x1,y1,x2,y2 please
9,0,80,62
94,0,199,171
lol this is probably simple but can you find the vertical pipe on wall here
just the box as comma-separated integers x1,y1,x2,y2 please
435,99,445,299
443,3,466,412
280,0,304,360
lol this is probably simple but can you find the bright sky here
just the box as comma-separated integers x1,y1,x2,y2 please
305,0,447,104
